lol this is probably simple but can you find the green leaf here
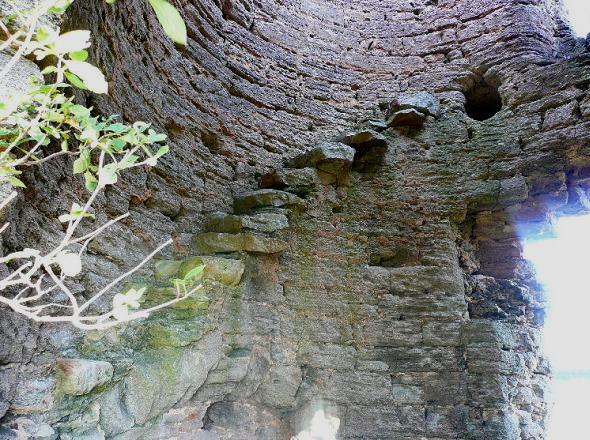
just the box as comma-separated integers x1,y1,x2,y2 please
49,0,73,13
64,60,108,94
106,123,127,133
118,154,140,170
41,65,57,75
183,264,204,283
98,164,118,187
7,176,26,188
64,71,86,89
155,145,169,157
69,104,91,118
58,202,95,222
147,0,187,45
54,30,91,55
84,172,98,191
69,49,89,61
73,156,88,174
147,129,167,143
36,26,51,42
111,138,126,151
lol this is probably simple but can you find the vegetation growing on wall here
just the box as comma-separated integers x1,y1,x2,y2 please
0,0,200,329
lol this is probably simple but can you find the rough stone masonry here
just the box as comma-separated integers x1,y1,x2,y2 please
1,0,590,438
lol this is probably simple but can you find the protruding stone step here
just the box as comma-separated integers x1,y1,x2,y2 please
203,211,289,234
154,255,245,287
338,129,386,149
387,108,427,127
56,358,114,396
390,91,441,117
338,129,388,172
258,167,319,196
233,189,305,214
367,119,388,131
288,142,355,175
386,92,440,128
193,232,288,255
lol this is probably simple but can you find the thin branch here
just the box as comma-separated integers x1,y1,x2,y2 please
20,150,78,166
78,238,173,313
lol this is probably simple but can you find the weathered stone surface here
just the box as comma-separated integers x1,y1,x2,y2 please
1,0,587,438
288,142,355,175
203,211,289,233
193,232,288,254
387,108,427,127
57,359,113,396
56,359,114,396
389,91,441,117
154,254,245,288
121,331,221,429
233,189,305,214
0,51,42,101
4,418,55,439
339,129,387,149
258,168,319,195
255,365,301,408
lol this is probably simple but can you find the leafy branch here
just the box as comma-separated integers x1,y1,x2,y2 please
0,0,202,330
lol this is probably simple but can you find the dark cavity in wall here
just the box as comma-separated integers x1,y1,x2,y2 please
464,76,503,121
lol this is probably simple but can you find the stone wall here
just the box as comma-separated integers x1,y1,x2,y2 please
1,0,590,438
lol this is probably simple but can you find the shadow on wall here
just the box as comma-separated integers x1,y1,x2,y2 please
463,76,503,121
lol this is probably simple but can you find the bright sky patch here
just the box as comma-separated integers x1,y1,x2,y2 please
523,214,590,438
563,0,590,36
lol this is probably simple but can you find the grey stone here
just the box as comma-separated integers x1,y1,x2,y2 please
193,232,288,254
397,91,441,116
256,365,302,408
122,331,221,427
339,129,387,149
9,418,55,440
258,168,320,195
0,53,42,101
367,119,388,131
288,142,355,175
203,211,289,233
56,358,114,396
233,189,305,214
1,0,584,438
387,108,427,127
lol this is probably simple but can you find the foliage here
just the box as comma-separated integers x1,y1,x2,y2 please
0,0,202,330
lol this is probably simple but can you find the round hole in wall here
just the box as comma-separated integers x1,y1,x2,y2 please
463,77,503,121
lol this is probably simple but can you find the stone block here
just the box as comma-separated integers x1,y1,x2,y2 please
56,358,113,396
256,365,302,408
203,211,289,233
193,232,288,254
288,142,355,175
258,168,319,195
387,108,427,127
397,91,441,116
233,189,305,214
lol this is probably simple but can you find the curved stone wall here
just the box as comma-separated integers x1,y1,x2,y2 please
1,0,590,439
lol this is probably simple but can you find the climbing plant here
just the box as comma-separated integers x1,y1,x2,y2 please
0,0,201,329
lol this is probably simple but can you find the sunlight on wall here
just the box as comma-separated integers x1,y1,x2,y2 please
523,214,590,439
563,0,590,36
292,408,340,440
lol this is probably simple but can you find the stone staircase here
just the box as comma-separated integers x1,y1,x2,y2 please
38,92,449,439
127,124,392,346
